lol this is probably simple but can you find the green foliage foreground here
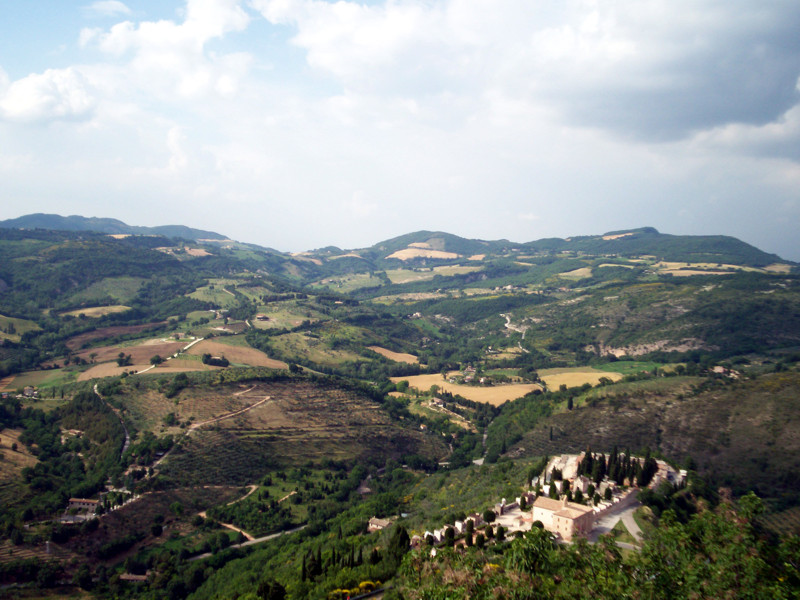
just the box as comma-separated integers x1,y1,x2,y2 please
391,494,800,600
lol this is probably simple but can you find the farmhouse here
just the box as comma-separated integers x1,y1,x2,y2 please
367,517,393,532
531,496,594,541
67,498,99,513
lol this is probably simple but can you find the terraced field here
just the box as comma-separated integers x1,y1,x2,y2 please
159,380,444,486
0,429,38,510
759,506,800,536
120,383,262,431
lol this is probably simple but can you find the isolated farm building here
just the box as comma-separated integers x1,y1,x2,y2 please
255,314,270,321
531,497,594,541
367,517,393,532
68,498,99,513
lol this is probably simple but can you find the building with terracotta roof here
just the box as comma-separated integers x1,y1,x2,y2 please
531,496,594,541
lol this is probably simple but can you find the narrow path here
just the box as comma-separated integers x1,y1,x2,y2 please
181,337,204,352
132,337,204,377
186,395,271,432
277,490,296,503
221,287,236,297
500,313,528,339
197,511,254,541
229,485,258,505
195,485,260,541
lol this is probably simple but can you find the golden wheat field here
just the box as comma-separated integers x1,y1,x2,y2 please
186,340,288,369
537,368,623,389
368,346,419,364
390,373,540,406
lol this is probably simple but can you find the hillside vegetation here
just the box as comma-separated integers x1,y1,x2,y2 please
0,219,799,598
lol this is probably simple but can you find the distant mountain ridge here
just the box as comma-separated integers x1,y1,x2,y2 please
0,214,791,268
350,227,788,268
0,213,227,241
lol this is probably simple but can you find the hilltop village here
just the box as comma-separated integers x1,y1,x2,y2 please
372,452,686,548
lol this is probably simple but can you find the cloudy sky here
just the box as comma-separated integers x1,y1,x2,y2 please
1,1,799,258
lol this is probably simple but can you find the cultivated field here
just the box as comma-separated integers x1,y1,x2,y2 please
291,253,323,265
368,346,419,364
69,275,145,304
188,284,240,308
311,273,385,293
268,332,364,366
385,265,482,284
120,382,264,431
78,363,150,381
184,246,211,257
372,292,448,304
537,367,623,389
74,339,187,365
159,380,444,486
559,267,593,279
765,263,793,273
0,429,38,475
759,506,800,536
252,301,323,330
0,313,41,342
0,367,79,391
0,429,38,509
186,339,287,369
390,373,540,406
60,305,131,318
386,248,460,261
65,322,166,350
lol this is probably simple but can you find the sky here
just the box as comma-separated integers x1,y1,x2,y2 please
1,1,799,259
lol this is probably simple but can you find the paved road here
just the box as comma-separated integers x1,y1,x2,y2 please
589,495,643,545
188,525,307,561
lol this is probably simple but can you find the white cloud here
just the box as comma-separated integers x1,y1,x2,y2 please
82,0,252,99
167,127,188,171
251,0,800,140
0,67,95,123
83,1,132,18
344,191,377,218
